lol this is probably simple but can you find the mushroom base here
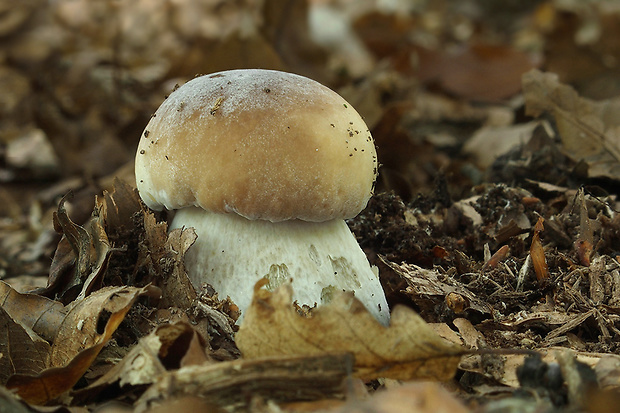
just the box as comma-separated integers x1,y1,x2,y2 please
170,207,390,325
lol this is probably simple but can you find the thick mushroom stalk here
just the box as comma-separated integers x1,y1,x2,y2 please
171,208,389,325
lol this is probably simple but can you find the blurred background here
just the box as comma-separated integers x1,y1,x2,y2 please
1,0,620,278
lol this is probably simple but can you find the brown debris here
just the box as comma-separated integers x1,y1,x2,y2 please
531,217,550,282
3,1,620,412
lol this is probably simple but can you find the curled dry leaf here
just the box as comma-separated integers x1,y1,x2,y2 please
43,178,196,308
45,192,112,301
94,178,197,309
236,282,464,381
5,285,154,405
0,306,50,385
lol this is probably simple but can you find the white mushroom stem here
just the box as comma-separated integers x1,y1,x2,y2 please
171,207,390,325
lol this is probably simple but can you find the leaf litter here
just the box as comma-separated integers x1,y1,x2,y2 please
3,1,620,412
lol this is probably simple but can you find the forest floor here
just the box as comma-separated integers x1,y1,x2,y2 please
2,1,620,412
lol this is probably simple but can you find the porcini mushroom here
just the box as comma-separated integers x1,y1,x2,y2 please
135,69,389,324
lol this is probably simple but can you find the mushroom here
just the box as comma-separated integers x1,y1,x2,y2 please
135,69,389,325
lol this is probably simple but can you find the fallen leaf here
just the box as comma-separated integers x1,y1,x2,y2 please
236,282,464,381
43,179,196,309
0,280,66,342
0,306,50,385
50,286,150,367
453,318,486,351
382,259,491,316
463,121,540,169
6,285,153,405
523,69,620,180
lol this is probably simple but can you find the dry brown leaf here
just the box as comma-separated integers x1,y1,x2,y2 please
42,179,139,302
523,69,620,180
45,178,195,308
0,306,50,385
93,178,196,309
236,282,463,381
382,259,491,316
0,280,66,342
72,321,209,405
49,286,151,367
463,121,539,169
530,217,549,282
6,285,153,405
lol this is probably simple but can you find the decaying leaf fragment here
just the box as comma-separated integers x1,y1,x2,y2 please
5,285,154,405
382,259,491,316
236,282,464,381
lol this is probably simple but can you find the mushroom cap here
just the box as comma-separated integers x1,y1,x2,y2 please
135,69,378,222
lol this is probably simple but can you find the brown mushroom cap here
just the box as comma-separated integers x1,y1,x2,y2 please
135,69,378,222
